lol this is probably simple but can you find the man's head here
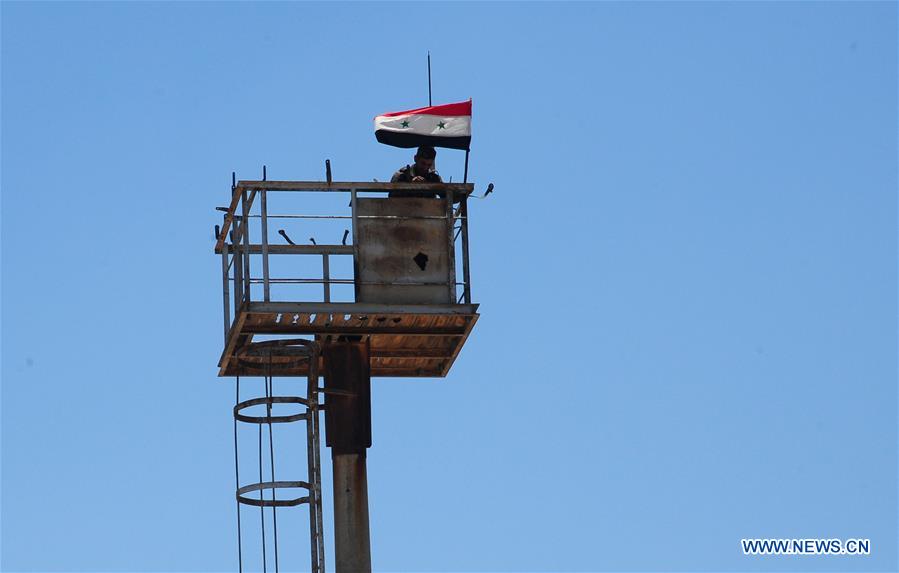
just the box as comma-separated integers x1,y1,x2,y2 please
413,145,437,174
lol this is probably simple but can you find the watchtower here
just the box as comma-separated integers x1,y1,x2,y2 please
214,172,480,572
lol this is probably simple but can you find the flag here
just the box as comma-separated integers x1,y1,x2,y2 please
374,100,472,150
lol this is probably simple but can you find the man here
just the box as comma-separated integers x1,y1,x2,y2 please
389,145,442,198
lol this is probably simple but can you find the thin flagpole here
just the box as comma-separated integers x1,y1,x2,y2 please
463,148,469,183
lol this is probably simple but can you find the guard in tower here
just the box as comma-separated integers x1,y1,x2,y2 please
391,145,442,183
389,146,442,198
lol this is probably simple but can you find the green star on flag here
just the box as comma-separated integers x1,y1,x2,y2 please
373,100,472,150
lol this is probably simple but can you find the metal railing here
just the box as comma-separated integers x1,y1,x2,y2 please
215,181,475,342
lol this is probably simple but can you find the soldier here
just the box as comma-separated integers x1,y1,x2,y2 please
389,146,442,198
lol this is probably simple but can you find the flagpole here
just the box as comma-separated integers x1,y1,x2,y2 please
463,148,469,183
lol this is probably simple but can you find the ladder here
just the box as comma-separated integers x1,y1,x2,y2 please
232,339,325,573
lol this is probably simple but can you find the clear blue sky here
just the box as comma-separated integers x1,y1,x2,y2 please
2,2,896,572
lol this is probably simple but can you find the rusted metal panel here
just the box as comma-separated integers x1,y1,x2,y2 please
355,198,452,304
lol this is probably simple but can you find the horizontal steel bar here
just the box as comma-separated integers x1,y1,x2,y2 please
237,180,474,193
357,215,462,220
224,244,353,255
241,324,468,336
245,278,470,286
246,214,465,220
247,214,352,220
246,302,479,315
249,278,354,285
370,349,455,358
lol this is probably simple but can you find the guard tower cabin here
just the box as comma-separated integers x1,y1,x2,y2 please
214,179,479,378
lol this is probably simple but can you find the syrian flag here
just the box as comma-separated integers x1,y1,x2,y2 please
374,100,472,150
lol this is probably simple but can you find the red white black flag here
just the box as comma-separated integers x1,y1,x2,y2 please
374,100,472,150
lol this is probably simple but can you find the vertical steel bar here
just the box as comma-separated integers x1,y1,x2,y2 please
307,391,318,573
306,382,317,573
232,229,243,312
241,190,251,303
258,422,267,573
307,348,325,573
234,377,243,573
314,346,325,573
313,389,325,573
350,189,359,302
460,195,472,304
221,244,231,343
445,189,456,303
322,254,331,303
261,190,271,302
265,373,280,573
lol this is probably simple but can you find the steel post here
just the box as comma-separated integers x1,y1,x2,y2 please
331,452,371,573
323,340,372,573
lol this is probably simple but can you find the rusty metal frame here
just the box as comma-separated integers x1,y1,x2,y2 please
216,181,475,343
220,181,481,572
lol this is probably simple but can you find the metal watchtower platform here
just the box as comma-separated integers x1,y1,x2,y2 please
215,175,483,572
215,180,479,378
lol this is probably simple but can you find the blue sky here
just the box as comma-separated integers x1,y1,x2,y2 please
2,2,896,572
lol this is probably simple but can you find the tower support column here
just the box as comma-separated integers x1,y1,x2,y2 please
323,340,372,573
331,451,371,572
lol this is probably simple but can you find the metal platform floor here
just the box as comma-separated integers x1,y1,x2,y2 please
219,302,479,378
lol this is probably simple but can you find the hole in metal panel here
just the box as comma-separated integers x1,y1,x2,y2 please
413,251,429,271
